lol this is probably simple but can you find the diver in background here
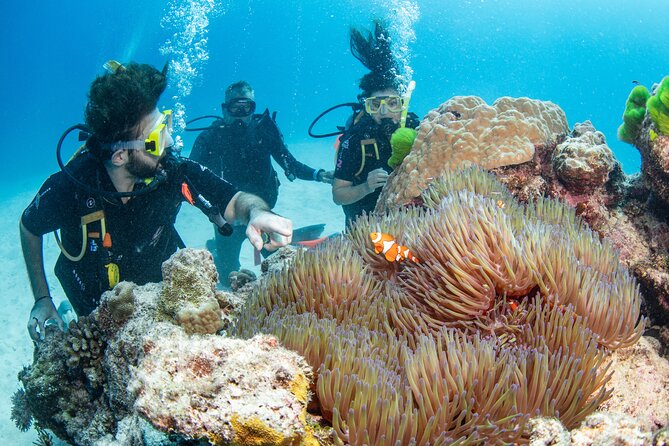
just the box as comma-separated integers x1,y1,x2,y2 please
189,81,333,285
332,21,419,227
21,62,292,341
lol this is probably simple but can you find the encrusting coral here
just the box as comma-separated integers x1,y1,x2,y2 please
233,167,646,445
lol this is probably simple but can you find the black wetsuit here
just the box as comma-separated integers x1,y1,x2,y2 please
334,113,419,226
189,111,321,283
21,153,238,316
190,111,319,208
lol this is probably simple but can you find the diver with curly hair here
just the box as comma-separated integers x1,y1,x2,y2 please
332,21,420,227
21,61,293,342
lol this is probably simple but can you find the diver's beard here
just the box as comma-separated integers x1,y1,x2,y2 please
127,151,160,179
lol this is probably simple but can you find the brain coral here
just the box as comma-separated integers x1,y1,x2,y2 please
377,96,569,211
233,167,646,446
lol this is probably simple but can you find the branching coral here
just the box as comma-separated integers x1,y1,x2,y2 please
233,168,647,445
11,388,32,432
64,315,107,391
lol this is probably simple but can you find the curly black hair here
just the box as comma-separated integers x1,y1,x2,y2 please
349,21,400,98
84,62,168,158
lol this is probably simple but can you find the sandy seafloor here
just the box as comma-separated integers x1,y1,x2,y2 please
0,141,344,445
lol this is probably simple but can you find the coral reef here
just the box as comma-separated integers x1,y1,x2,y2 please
529,412,656,445
379,93,669,328
647,76,669,136
17,326,116,445
552,121,617,194
598,336,669,431
618,84,651,144
233,168,647,445
16,249,315,445
571,412,653,445
228,268,257,291
132,331,314,445
64,315,105,389
159,248,224,334
377,95,569,209
10,387,32,432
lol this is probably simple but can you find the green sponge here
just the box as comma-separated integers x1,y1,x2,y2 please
647,76,669,135
388,127,418,169
617,84,650,144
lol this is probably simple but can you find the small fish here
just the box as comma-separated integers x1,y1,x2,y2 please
507,298,520,312
369,232,420,263
496,200,505,209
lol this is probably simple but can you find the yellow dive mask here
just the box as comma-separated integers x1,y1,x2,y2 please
144,109,173,157
107,109,173,157
364,95,404,114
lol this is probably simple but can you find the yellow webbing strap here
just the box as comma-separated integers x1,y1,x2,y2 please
354,139,379,177
54,210,106,262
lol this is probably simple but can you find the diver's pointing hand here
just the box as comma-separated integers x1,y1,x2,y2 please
366,168,388,192
246,210,293,251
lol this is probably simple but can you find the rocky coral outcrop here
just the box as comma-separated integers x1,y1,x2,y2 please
529,412,655,445
552,121,617,194
600,336,669,431
377,95,569,210
133,332,313,445
16,248,315,445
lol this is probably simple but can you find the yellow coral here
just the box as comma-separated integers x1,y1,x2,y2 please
231,414,300,446
290,372,310,404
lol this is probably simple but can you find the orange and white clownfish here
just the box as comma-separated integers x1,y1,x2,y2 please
369,232,420,263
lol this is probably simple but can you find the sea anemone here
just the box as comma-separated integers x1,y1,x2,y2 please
232,168,646,445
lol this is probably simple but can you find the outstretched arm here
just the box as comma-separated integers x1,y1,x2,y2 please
332,168,388,205
20,220,63,341
223,192,293,251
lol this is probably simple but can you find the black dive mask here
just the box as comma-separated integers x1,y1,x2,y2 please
224,98,256,118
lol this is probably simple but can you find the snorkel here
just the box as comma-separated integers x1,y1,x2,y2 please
400,80,416,128
388,80,418,169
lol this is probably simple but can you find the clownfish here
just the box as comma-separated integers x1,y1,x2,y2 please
369,232,420,263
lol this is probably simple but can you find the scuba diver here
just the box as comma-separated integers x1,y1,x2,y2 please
21,61,293,342
331,21,420,227
188,80,333,286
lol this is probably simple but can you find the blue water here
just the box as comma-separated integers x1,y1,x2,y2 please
1,0,669,443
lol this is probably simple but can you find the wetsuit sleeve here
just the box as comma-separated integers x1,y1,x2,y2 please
180,158,239,211
334,131,362,182
264,118,319,181
189,129,217,172
21,173,74,236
